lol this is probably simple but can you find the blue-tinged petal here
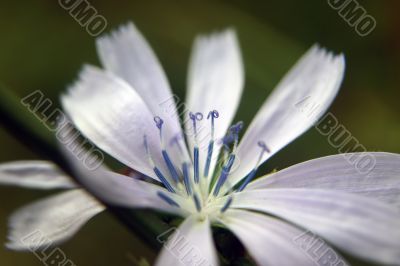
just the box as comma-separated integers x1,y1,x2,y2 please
61,65,176,184
96,23,188,162
230,45,345,187
218,188,400,265
0,161,76,189
185,29,244,179
219,209,349,266
247,152,400,210
155,215,218,266
59,139,189,215
6,189,104,250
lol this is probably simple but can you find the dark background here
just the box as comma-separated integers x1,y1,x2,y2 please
0,0,399,265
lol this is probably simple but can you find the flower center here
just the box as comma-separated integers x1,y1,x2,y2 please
142,111,269,215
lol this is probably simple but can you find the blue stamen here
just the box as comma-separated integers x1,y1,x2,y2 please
237,169,257,192
153,116,181,184
204,141,214,178
170,133,192,196
221,134,234,151
219,121,244,153
154,167,175,193
143,135,175,193
182,162,192,196
204,110,219,178
213,170,229,196
157,191,180,207
193,193,202,212
229,121,244,146
213,154,236,196
225,153,236,169
162,150,180,183
220,197,233,213
237,141,270,192
230,121,244,136
193,146,200,183
189,112,203,184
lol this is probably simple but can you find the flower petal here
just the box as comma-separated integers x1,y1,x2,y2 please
219,209,349,266
61,65,176,183
185,29,244,178
6,189,104,250
96,23,185,146
0,161,76,189
60,140,189,215
72,168,187,216
155,215,218,266
230,45,345,186
247,152,400,209
221,188,400,264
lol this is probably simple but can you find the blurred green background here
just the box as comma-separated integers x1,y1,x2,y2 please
0,0,399,265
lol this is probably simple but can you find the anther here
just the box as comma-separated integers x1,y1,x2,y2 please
162,150,180,183
193,193,202,212
230,121,244,136
170,133,192,196
153,116,180,183
220,121,244,153
220,196,233,213
157,191,180,207
213,153,236,196
237,141,270,192
204,141,214,178
193,146,200,183
211,122,244,196
229,121,244,149
143,135,175,193
189,112,203,183
221,134,234,151
182,162,192,196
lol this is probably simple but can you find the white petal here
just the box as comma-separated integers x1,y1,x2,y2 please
61,65,177,183
6,189,104,250
0,161,76,189
230,45,345,187
73,169,187,216
247,152,400,209
185,29,244,178
96,23,185,149
155,215,218,266
221,189,400,264
59,141,189,216
220,209,349,266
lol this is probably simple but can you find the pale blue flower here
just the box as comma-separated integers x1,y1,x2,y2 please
2,23,400,265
